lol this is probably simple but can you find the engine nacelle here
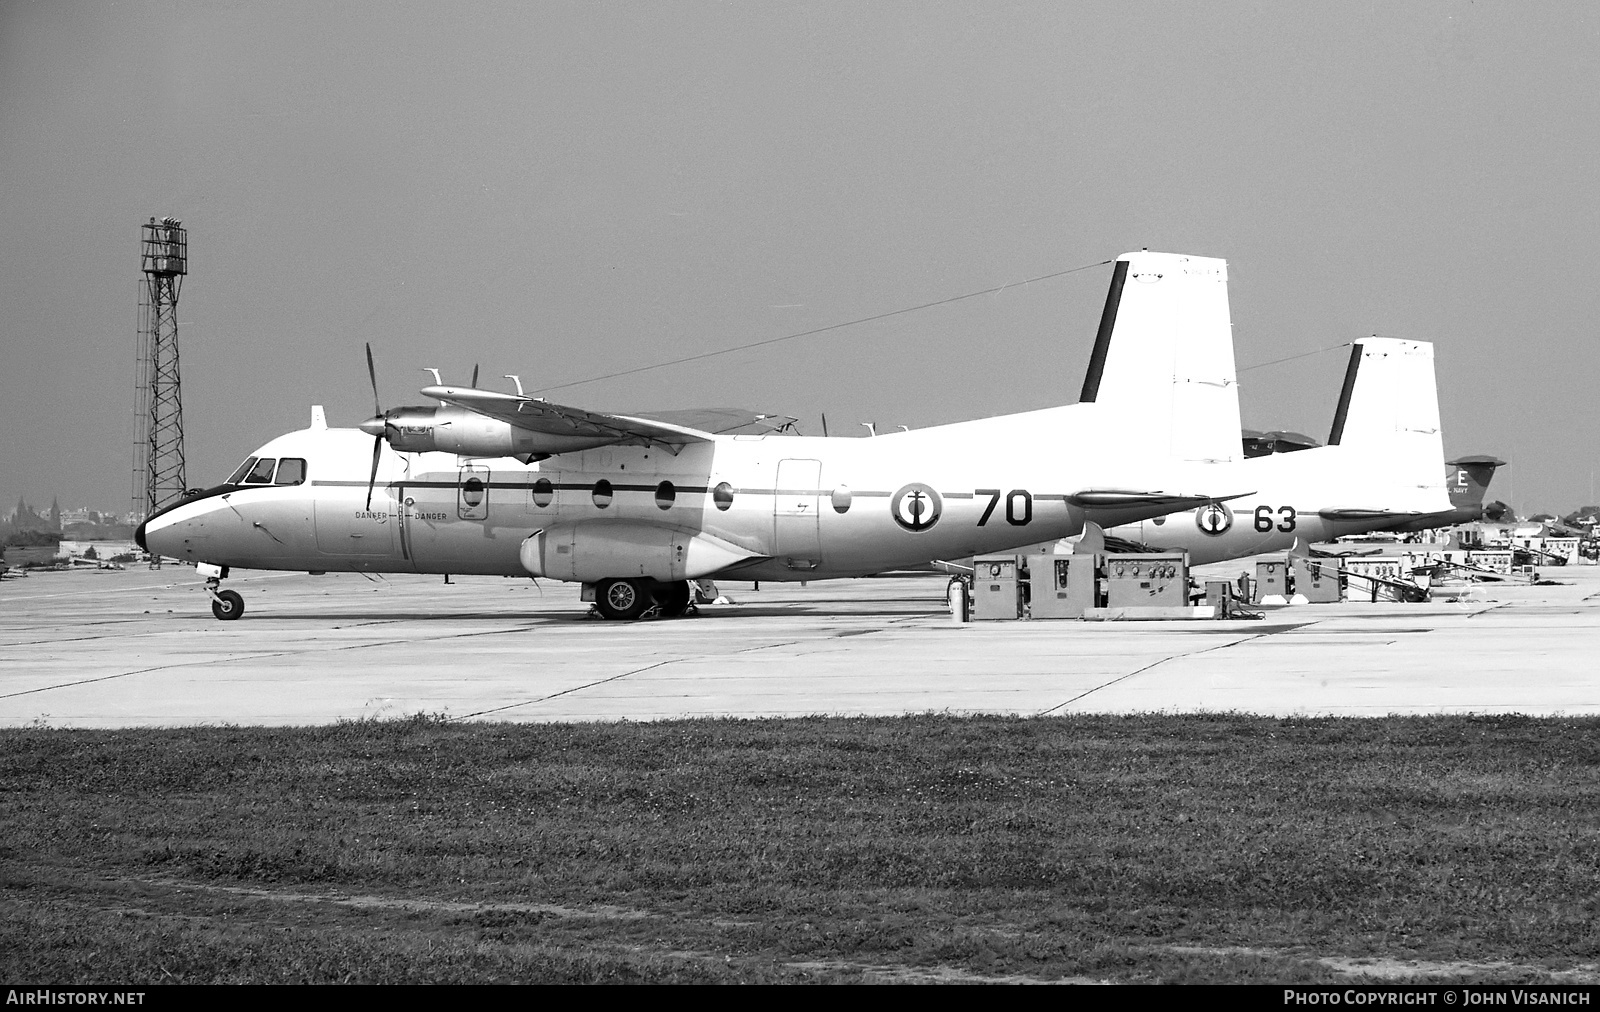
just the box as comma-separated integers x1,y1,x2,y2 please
380,405,617,457
520,521,760,583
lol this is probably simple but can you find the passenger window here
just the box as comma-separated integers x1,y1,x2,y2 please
244,458,277,484
227,457,259,485
531,478,553,508
275,458,307,485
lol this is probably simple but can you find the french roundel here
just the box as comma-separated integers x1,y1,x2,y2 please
1195,502,1233,537
890,483,942,532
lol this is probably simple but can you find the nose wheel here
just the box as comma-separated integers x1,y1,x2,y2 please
204,575,245,621
211,589,245,620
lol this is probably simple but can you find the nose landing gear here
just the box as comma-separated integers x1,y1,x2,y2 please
197,562,244,621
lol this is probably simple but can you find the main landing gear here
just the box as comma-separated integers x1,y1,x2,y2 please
593,578,694,621
197,562,243,621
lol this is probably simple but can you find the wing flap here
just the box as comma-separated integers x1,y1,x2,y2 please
629,408,797,436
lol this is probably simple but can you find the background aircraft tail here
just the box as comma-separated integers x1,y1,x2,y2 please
1078,251,1242,463
1325,338,1447,507
1444,455,1506,510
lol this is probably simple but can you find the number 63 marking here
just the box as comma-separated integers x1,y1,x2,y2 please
1254,505,1297,533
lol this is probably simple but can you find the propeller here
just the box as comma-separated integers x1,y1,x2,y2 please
364,343,384,510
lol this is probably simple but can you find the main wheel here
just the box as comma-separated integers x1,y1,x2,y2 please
653,580,692,618
211,589,245,621
594,578,649,620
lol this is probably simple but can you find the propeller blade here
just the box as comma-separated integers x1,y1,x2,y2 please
471,363,480,388
365,433,383,511
365,342,381,417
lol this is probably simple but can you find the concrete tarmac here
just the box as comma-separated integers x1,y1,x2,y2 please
2,560,1597,728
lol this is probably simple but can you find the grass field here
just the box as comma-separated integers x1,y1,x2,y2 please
3,713,1598,984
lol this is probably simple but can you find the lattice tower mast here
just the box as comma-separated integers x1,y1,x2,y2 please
134,217,188,517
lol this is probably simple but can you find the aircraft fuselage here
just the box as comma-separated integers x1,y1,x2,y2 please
141,409,1191,585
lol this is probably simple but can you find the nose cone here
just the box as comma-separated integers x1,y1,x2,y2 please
358,415,386,436
134,518,148,552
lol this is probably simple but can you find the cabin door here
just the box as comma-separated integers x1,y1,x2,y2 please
773,458,821,570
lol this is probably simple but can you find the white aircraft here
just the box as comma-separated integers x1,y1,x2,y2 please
136,251,1250,620
1097,336,1456,565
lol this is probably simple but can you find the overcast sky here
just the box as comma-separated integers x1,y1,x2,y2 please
3,0,1597,517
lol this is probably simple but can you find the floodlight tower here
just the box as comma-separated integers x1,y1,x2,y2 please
134,217,188,518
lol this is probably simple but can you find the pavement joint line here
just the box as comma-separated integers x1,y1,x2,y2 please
734,639,807,654
312,622,548,651
456,659,680,719
4,633,165,648
2,620,550,672
0,651,304,700
1037,629,1288,715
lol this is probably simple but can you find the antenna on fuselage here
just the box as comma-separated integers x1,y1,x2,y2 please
861,422,876,437
504,375,525,397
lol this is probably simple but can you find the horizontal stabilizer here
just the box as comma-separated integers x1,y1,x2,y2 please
1316,507,1421,523
1067,489,1252,511
1070,490,1253,530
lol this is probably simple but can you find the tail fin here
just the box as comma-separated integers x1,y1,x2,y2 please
1325,337,1447,507
1444,455,1506,510
1079,252,1241,463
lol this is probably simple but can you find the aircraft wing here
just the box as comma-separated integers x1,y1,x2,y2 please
423,387,797,451
423,385,720,451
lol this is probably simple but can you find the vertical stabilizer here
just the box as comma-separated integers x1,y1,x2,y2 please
1445,455,1506,510
1079,252,1241,463
1326,337,1446,504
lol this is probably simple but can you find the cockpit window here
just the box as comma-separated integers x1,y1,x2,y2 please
227,457,259,485
243,458,278,484
275,458,307,486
